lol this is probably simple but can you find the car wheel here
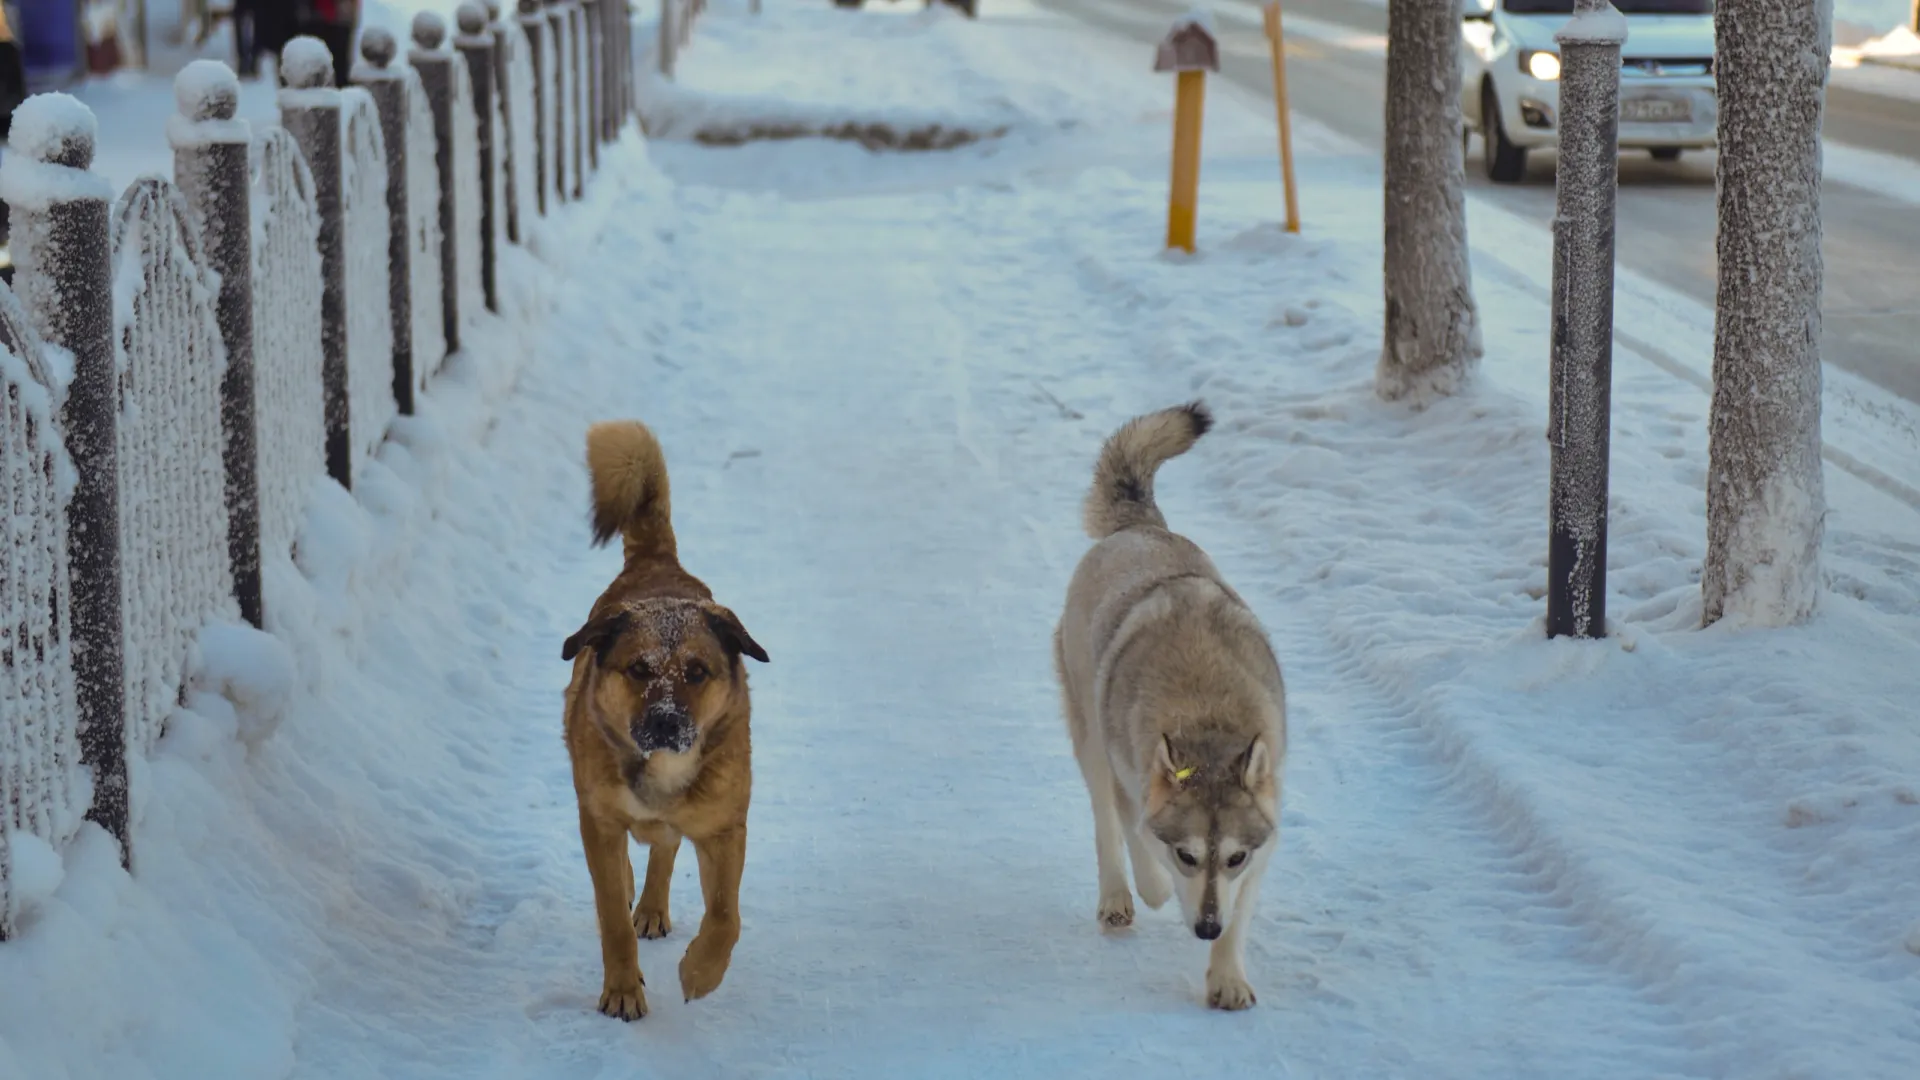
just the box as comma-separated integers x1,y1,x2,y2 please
1649,147,1682,162
1482,87,1527,184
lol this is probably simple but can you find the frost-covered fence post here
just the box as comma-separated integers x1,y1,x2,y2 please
489,0,522,243
581,0,601,164
1702,0,1828,628
623,0,636,118
518,0,550,216
411,14,465,355
566,0,586,196
0,94,130,855
169,62,264,630
1378,0,1481,402
456,3,501,314
547,0,572,202
354,29,422,416
658,0,676,80
1544,1,1623,641
279,38,354,489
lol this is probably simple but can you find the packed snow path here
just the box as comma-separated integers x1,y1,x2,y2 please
241,167,1699,1078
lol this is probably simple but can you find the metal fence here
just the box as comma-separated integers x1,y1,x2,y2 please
0,0,638,938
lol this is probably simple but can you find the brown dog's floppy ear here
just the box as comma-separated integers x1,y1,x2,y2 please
704,605,769,664
561,610,631,664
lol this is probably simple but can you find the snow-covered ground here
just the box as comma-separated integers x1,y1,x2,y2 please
5,1,1920,1077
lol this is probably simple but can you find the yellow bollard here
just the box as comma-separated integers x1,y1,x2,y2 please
1154,15,1221,254
1262,2,1302,234
1167,70,1207,252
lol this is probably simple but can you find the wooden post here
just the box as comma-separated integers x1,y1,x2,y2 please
170,61,266,628
1154,16,1220,254
278,37,353,489
1,94,128,858
1261,2,1300,234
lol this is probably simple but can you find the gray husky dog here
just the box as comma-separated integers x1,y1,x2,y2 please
1052,401,1287,1011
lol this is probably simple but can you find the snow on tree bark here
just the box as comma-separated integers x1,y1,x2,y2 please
1378,0,1482,404
110,177,239,758
250,128,327,565
1704,0,1830,628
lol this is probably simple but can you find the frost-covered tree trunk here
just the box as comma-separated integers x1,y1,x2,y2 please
1378,0,1482,403
1703,0,1830,627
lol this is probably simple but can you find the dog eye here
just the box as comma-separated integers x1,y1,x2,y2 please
628,660,653,682
1176,849,1199,868
1226,851,1247,869
685,661,709,685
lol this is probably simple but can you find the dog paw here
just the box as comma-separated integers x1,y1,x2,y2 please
679,936,734,1002
633,905,672,939
1134,864,1173,911
1097,890,1135,931
1205,969,1257,1011
598,976,649,1021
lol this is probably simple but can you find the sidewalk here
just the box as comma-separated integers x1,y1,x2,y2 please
3,2,1917,1077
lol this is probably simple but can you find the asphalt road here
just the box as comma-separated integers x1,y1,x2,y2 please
1036,0,1920,405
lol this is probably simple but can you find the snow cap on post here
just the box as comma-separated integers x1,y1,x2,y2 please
1154,8,1220,73
281,35,338,88
175,60,240,123
413,10,450,50
1554,2,1628,46
457,1,490,38
169,60,250,149
0,93,114,211
360,26,399,70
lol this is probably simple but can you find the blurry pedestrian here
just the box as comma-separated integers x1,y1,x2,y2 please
291,0,356,88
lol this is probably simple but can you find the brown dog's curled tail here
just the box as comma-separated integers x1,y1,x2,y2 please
586,420,676,563
1083,401,1213,539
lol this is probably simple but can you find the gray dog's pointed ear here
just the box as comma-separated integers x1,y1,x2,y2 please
562,610,631,664
704,604,769,664
1240,734,1275,790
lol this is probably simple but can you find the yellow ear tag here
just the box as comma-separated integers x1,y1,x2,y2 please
1173,766,1195,782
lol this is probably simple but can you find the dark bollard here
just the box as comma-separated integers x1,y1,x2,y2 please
1545,1,1623,640
352,28,421,416
278,37,353,489
410,13,464,355
0,94,129,858
170,61,264,630
518,0,550,216
455,2,500,313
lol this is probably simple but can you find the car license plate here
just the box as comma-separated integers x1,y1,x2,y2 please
1621,96,1691,124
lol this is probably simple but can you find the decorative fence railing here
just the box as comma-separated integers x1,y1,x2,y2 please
0,0,639,938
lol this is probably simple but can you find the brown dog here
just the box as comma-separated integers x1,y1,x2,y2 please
560,419,769,1021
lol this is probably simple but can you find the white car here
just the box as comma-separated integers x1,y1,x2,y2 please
1461,0,1717,183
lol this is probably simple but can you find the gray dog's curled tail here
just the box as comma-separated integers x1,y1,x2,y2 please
1082,400,1213,539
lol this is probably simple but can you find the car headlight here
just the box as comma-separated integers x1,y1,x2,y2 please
1521,50,1562,81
